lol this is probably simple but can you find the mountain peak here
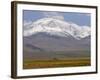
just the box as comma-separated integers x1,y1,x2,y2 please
24,17,90,40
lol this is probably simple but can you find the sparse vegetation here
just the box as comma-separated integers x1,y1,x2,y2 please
23,57,90,69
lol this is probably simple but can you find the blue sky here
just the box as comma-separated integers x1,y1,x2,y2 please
23,10,91,26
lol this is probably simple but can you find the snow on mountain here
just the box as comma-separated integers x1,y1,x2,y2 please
23,18,91,40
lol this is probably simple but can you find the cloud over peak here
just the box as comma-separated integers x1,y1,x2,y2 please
43,12,64,20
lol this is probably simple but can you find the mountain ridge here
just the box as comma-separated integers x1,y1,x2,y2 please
24,17,91,40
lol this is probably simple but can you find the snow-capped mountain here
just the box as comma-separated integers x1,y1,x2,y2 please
23,17,91,60
24,18,90,40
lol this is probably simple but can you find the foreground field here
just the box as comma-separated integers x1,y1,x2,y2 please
23,57,90,69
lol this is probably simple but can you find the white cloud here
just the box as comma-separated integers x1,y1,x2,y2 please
23,20,33,32
23,20,32,26
43,12,64,20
